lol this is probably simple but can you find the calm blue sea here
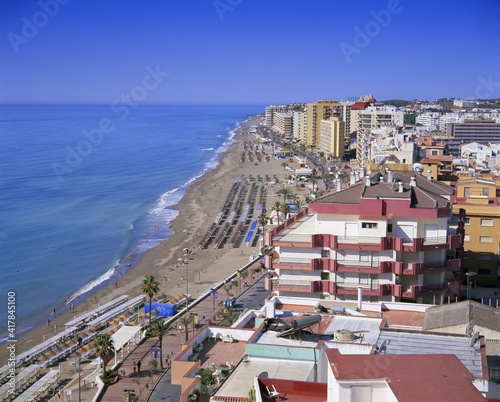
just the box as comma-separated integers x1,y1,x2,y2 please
0,104,262,342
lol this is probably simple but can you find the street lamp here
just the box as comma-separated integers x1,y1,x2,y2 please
466,272,477,301
76,336,83,402
178,258,189,311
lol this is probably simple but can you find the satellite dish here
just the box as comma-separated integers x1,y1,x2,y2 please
465,320,475,336
413,163,424,173
469,331,480,347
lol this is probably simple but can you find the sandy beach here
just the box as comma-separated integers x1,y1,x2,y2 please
0,114,301,366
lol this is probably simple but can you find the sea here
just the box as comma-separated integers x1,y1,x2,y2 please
0,104,263,343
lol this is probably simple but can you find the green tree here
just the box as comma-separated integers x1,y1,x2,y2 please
94,334,115,378
142,275,160,327
322,172,332,190
281,202,291,220
258,212,271,236
293,198,305,213
150,320,172,369
277,187,292,203
179,316,192,339
272,201,282,225
280,161,288,170
218,307,240,326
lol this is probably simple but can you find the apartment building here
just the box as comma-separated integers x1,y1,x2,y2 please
446,120,500,155
265,171,464,305
272,111,293,136
452,176,500,287
319,117,345,159
356,106,404,167
305,100,341,148
292,109,307,142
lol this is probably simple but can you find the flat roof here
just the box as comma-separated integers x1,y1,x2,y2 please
213,358,315,400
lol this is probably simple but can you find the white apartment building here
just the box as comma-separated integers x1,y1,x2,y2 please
319,117,345,158
272,112,293,136
356,106,404,167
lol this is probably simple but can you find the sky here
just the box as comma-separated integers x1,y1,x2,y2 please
1,0,499,104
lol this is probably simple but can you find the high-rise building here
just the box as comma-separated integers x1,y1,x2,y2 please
264,171,463,305
292,109,307,142
356,106,404,167
272,112,293,136
305,100,341,148
446,120,500,156
319,117,345,159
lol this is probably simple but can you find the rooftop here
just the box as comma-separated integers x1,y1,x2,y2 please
327,349,486,402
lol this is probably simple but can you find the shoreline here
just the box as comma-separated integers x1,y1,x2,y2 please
0,113,293,365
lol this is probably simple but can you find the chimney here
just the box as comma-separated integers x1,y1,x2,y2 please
357,287,363,311
427,170,432,180
355,171,360,182
410,176,416,187
365,176,371,187
379,176,384,183
350,172,356,185
387,169,393,183
337,180,341,191
398,181,404,193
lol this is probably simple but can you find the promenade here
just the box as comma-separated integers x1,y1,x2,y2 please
60,269,267,402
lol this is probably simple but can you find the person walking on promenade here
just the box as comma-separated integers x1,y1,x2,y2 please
137,361,141,372
133,362,136,373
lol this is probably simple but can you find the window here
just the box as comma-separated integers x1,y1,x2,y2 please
321,249,330,258
464,234,470,242
362,222,378,229
463,252,470,259
359,274,369,284
321,272,330,280
464,187,470,197
478,269,490,276
483,188,489,196
481,219,493,226
480,236,492,244
387,223,393,233
478,253,492,260
431,149,439,156
464,217,470,225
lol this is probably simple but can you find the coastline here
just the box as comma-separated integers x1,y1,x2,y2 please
0,113,290,365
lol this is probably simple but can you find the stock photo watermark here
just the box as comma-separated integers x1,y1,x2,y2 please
339,0,405,64
6,291,17,396
213,0,243,21
7,0,71,54
474,74,500,99
51,64,169,183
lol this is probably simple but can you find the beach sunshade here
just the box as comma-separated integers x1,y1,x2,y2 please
45,349,55,356
38,355,47,361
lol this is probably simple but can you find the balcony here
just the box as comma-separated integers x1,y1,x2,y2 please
400,284,423,299
422,258,461,273
332,283,392,297
270,278,316,293
421,282,449,297
333,260,393,274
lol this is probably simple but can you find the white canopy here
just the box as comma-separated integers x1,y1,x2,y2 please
111,325,142,366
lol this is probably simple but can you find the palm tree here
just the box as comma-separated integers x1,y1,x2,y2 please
258,212,270,232
277,187,292,203
94,334,115,378
272,201,282,225
293,198,306,213
281,203,291,220
150,320,172,369
179,316,192,340
280,161,288,170
142,275,160,327
218,308,240,326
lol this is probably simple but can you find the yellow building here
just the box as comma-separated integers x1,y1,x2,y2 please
452,177,500,286
319,117,345,158
305,100,341,149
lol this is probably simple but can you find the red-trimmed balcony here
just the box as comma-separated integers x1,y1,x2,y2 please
269,278,318,293
332,283,392,297
335,235,395,251
332,260,393,274
400,285,423,299
422,259,461,273
401,262,424,276
271,257,335,271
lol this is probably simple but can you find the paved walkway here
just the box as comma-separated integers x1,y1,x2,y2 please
98,271,267,402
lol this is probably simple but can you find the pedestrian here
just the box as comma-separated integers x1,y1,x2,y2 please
137,361,141,372
133,362,136,373
47,319,50,326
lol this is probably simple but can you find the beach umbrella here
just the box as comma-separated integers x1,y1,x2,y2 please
37,355,47,361
83,344,93,351
45,349,55,356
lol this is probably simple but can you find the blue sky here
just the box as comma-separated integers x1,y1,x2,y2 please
1,0,499,104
